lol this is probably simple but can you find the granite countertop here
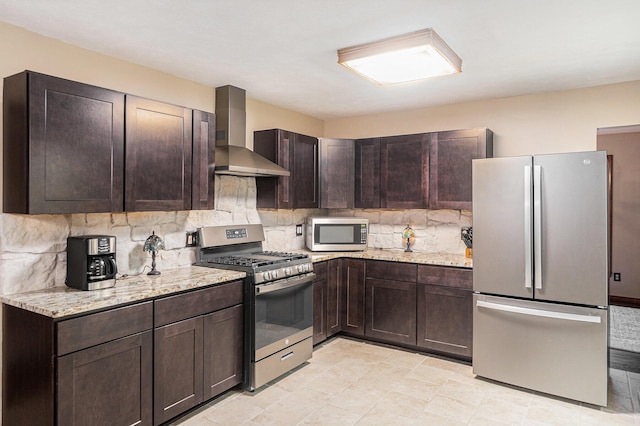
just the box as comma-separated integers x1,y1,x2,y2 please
1,267,246,319
1,249,471,319
304,249,473,269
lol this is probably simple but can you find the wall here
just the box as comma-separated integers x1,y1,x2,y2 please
324,81,640,158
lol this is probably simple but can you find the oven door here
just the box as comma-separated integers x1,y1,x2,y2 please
253,272,314,361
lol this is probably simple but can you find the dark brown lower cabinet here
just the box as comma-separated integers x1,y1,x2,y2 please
341,259,366,336
203,305,243,399
58,331,153,426
154,317,204,424
326,259,341,338
365,278,417,345
312,262,327,345
417,284,473,357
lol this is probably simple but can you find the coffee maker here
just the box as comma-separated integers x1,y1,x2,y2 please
66,235,117,290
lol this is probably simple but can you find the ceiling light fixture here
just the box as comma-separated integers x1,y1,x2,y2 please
337,28,462,85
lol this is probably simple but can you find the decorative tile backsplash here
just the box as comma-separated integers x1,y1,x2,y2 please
0,175,470,295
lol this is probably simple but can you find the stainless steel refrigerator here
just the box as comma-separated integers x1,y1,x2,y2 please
472,151,609,407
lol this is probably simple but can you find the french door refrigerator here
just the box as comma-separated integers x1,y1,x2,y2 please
472,151,609,407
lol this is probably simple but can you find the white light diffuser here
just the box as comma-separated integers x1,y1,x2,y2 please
337,28,462,85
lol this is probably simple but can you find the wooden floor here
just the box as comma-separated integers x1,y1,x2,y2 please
610,347,640,373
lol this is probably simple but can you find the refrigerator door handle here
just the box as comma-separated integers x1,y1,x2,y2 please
533,165,543,290
524,165,533,289
476,299,602,323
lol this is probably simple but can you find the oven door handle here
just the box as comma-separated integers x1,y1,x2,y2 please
255,273,315,295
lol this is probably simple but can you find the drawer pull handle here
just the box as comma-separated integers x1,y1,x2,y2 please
281,351,294,361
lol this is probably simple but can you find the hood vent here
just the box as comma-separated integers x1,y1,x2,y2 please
214,85,290,177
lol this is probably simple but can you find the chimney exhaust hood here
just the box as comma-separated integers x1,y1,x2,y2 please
214,85,290,177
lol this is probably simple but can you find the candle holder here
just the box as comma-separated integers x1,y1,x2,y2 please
143,231,165,275
402,224,415,253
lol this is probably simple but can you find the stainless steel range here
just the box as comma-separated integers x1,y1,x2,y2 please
195,224,314,390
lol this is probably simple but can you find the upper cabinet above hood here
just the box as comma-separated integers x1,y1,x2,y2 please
214,85,290,177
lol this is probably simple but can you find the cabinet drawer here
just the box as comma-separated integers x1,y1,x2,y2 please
56,301,153,356
417,265,472,289
154,280,243,327
366,260,417,282
313,261,327,281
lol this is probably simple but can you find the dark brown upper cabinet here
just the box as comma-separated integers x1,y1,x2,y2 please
191,110,216,210
319,138,355,209
354,138,381,208
380,133,430,209
125,96,193,212
3,71,125,214
254,129,319,209
428,128,493,210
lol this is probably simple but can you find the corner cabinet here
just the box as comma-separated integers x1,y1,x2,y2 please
429,128,493,210
354,138,381,208
3,71,125,214
319,138,355,208
254,129,319,209
340,259,366,336
125,96,193,212
312,261,328,345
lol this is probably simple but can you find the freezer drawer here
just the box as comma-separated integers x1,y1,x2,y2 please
473,294,608,406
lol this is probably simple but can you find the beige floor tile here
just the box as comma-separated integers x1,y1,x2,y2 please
471,394,529,425
410,363,454,386
172,337,638,425
390,376,441,401
300,403,362,425
424,394,478,423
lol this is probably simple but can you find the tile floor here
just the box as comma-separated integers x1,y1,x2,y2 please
174,337,640,425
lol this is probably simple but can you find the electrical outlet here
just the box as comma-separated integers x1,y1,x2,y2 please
613,272,621,282
185,231,198,247
296,224,303,236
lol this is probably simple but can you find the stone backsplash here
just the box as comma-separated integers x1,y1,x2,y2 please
0,176,470,296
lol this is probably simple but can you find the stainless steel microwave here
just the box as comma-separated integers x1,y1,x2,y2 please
306,217,369,251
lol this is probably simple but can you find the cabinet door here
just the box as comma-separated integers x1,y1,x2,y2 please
341,259,366,336
320,138,354,208
125,96,193,211
365,278,417,345
154,317,203,425
192,110,216,210
203,305,244,400
313,278,327,345
57,331,152,426
3,71,125,214
417,284,472,357
293,133,319,208
380,133,430,208
354,138,381,208
429,128,493,209
326,259,341,337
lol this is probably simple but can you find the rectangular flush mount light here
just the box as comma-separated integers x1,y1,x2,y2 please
337,28,462,85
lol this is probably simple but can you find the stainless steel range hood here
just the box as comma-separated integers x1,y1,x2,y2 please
214,85,290,177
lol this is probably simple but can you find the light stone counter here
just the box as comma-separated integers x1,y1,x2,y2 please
1,267,245,319
304,249,473,269
2,249,470,319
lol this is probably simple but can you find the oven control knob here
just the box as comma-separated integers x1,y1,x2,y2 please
305,264,310,272
284,267,292,275
296,265,303,273
264,271,271,280
272,270,278,278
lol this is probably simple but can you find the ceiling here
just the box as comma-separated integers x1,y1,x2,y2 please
1,0,640,120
